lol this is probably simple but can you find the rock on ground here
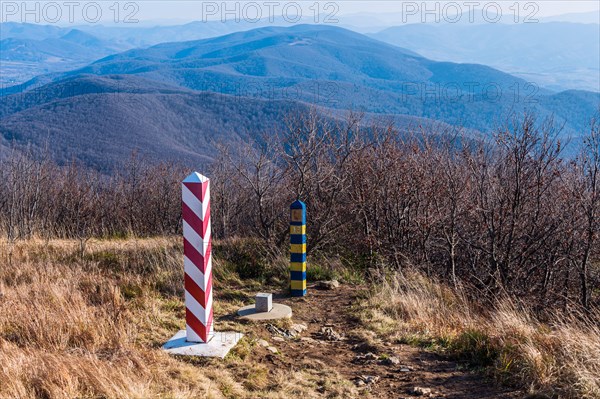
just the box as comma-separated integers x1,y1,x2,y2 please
317,280,340,290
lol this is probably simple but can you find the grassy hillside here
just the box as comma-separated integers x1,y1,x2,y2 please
0,237,597,398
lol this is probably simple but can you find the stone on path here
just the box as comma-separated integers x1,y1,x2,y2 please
290,323,308,335
317,280,340,290
257,339,270,347
354,352,378,363
238,303,292,321
319,326,344,341
380,356,401,365
354,375,380,387
410,386,432,396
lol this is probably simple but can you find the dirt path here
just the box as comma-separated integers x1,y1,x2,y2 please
244,285,523,399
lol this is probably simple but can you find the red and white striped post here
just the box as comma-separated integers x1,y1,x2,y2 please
182,172,213,343
164,172,241,357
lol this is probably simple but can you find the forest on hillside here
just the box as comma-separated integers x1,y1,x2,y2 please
1,111,599,313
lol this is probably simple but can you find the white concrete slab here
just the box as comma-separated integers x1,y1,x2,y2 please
163,330,243,358
237,303,292,321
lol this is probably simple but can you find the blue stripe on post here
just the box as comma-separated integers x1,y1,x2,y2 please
290,271,306,280
290,234,306,244
291,289,307,297
290,252,307,263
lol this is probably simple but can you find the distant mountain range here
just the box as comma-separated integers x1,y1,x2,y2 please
340,10,600,29
371,22,600,92
1,20,304,85
2,17,599,92
0,25,128,86
1,24,598,170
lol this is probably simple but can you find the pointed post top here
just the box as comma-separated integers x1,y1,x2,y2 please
290,200,306,225
183,172,209,183
290,200,306,210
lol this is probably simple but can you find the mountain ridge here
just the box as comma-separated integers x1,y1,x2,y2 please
1,24,598,170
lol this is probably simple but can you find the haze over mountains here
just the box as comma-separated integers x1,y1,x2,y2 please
1,19,307,85
1,24,129,86
2,16,598,91
371,22,600,92
1,22,599,171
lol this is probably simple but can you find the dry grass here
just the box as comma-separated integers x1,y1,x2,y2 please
0,238,355,399
8,237,597,398
358,271,600,398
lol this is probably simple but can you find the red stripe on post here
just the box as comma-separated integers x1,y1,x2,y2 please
185,273,209,309
204,238,212,265
186,308,210,343
183,181,209,202
183,238,208,272
182,201,205,238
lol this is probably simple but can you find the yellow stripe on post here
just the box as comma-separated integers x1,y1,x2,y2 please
290,262,307,272
290,225,306,235
290,243,306,253
291,280,307,290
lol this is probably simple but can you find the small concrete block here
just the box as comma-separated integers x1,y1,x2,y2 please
255,293,273,312
163,330,243,358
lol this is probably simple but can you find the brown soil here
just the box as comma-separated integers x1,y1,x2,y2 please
229,284,524,399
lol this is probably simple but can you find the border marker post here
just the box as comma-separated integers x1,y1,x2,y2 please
163,172,242,358
182,172,213,343
290,200,307,297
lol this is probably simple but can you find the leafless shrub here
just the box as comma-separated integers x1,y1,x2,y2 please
0,110,598,310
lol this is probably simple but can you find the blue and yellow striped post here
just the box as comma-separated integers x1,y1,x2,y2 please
290,200,307,297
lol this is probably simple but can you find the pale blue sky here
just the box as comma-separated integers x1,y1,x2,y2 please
1,1,598,25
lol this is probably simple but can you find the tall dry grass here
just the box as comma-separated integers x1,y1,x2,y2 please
0,238,358,399
359,271,600,399
0,238,223,399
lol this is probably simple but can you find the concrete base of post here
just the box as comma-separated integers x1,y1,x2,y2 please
237,303,292,321
163,330,243,358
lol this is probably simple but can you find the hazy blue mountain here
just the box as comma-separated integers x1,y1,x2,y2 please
371,22,600,92
0,20,314,86
542,11,599,24
4,17,598,92
2,25,598,170
0,26,128,87
9,24,595,134
77,18,314,48
0,22,65,40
